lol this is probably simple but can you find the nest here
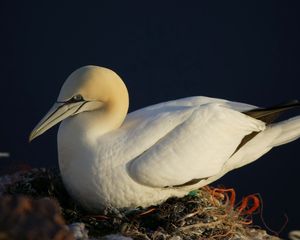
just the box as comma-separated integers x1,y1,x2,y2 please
1,168,280,240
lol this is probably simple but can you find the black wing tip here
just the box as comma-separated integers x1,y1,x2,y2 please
279,99,299,106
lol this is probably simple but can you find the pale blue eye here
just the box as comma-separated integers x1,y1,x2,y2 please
72,94,83,101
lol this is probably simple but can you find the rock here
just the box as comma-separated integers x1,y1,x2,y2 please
68,223,89,240
99,234,133,240
0,195,74,240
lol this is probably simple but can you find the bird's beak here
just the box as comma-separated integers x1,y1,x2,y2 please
29,101,86,142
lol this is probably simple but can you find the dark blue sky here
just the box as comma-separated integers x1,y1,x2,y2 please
1,1,300,237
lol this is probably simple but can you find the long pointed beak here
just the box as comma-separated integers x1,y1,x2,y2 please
29,101,86,142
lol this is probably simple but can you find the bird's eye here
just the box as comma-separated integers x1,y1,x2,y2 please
72,94,84,102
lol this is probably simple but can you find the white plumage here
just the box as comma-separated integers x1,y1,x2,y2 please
30,66,300,211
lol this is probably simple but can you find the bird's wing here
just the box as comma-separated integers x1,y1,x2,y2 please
125,102,265,188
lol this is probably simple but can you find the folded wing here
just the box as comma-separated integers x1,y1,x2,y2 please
126,102,265,188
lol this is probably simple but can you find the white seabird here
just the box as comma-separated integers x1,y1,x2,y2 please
30,65,300,211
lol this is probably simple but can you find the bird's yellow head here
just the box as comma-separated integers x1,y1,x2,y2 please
29,65,129,142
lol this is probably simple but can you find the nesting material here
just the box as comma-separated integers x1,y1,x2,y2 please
2,168,280,240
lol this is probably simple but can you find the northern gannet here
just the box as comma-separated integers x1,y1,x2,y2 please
30,66,300,211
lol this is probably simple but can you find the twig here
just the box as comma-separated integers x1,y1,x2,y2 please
177,208,204,222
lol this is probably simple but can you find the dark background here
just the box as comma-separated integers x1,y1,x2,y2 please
1,1,300,237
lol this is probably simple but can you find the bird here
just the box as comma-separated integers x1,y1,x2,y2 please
30,65,300,211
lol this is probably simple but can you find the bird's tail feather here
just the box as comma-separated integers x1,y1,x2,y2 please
244,100,300,147
226,116,300,171
270,116,300,147
233,100,300,152
216,101,300,174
